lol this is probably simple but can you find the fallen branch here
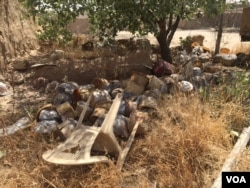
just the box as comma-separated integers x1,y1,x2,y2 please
211,126,250,188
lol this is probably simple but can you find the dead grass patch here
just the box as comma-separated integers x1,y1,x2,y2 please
0,89,248,187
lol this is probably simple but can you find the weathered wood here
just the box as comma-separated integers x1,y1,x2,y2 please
116,120,140,171
93,93,123,155
42,93,123,165
75,94,92,129
211,126,250,188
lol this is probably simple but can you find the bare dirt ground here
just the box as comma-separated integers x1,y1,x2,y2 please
0,29,249,187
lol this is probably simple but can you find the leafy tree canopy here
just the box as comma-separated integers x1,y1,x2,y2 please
20,0,230,61
20,0,227,42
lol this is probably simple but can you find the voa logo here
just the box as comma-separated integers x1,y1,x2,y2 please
226,176,246,184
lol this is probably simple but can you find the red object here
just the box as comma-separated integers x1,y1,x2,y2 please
72,89,82,108
152,59,174,77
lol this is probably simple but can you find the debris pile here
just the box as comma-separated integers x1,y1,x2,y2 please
0,34,249,167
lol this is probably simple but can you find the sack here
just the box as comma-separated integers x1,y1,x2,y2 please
152,59,174,77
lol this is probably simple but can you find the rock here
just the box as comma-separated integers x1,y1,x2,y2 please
193,67,202,77
0,82,11,96
128,111,149,135
192,46,204,55
235,53,250,68
170,73,184,82
56,82,79,95
38,109,61,122
125,80,145,95
34,120,59,134
12,60,30,71
56,102,76,120
199,52,211,63
29,49,41,56
178,81,194,92
138,95,158,110
81,41,94,51
221,54,237,66
203,62,222,73
90,90,111,108
91,78,109,90
190,76,208,90
50,50,65,60
191,35,205,46
46,81,59,93
111,88,124,98
52,92,72,105
147,75,165,90
213,54,237,66
75,101,93,120
113,115,129,139
32,77,49,90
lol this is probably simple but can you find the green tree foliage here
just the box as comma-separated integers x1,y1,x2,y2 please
20,0,86,44
20,0,227,59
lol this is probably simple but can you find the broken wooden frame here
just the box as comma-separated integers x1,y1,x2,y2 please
42,93,142,169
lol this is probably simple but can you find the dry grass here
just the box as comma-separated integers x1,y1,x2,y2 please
1,88,247,188
2,29,250,187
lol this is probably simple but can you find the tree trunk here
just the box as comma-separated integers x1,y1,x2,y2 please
214,13,224,54
156,15,181,64
0,0,38,73
157,19,173,64
167,16,180,46
214,0,226,54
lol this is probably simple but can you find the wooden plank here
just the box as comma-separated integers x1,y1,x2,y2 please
75,94,92,129
211,126,250,188
93,93,123,155
116,120,140,171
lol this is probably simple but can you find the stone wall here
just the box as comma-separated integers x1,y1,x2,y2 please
67,12,243,35
178,12,242,30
